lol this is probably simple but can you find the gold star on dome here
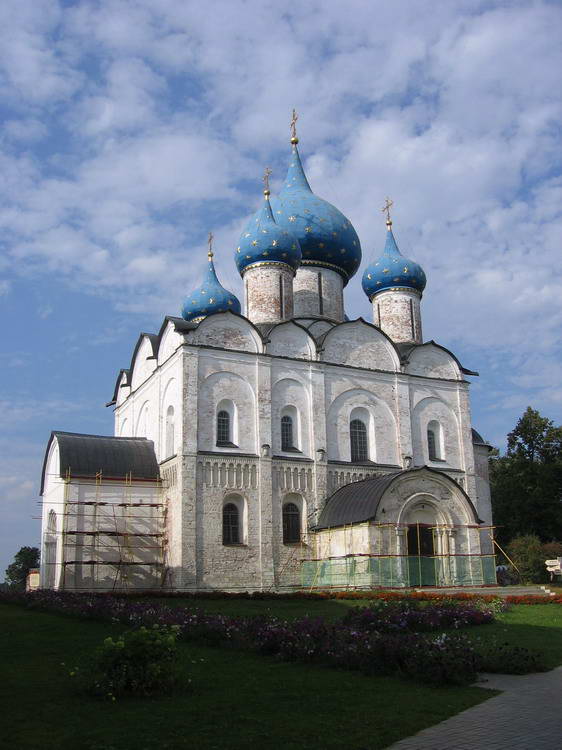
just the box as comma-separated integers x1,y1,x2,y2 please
209,297,215,303
304,209,310,213
236,247,241,253
353,240,357,245
393,278,400,282
291,243,297,249
227,300,233,305
282,252,287,257
245,233,251,237
340,248,346,254
332,231,338,237
191,300,196,304
262,229,268,234
318,242,325,248
245,254,251,259
376,281,382,285
251,240,258,246
201,289,206,294
276,210,282,214
383,268,389,273
367,274,372,280
263,251,269,256
288,215,296,222
272,240,278,247
403,266,409,273
305,226,312,232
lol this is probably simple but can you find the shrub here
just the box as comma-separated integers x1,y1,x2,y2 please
476,640,547,674
73,625,181,699
507,534,545,583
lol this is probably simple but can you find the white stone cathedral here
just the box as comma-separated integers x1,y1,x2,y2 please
40,123,495,592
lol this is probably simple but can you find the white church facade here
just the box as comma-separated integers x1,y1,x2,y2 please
40,123,495,592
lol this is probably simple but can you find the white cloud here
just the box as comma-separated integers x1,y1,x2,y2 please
0,0,560,444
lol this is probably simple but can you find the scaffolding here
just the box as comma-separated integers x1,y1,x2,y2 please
301,522,498,590
44,470,169,591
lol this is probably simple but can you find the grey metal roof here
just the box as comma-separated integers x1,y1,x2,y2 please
471,428,485,444
315,472,403,529
315,467,481,529
40,431,160,493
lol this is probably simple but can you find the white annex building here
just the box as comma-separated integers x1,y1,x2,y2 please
40,122,495,592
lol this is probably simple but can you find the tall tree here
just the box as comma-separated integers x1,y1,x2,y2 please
491,408,562,545
4,547,40,590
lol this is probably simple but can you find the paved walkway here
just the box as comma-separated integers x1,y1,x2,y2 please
387,667,562,750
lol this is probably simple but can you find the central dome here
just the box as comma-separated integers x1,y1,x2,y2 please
269,143,361,284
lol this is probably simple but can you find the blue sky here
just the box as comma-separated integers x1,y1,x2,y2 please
1,0,561,578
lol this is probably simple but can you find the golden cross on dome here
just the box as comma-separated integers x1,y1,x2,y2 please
290,108,299,144
263,166,272,196
382,197,393,227
207,231,214,260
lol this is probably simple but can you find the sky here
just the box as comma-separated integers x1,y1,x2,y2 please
1,0,561,579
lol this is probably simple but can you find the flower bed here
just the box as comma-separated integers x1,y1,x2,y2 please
1,590,549,684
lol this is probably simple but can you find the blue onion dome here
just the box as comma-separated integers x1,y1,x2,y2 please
268,136,362,285
362,216,426,300
182,243,241,322
235,182,302,276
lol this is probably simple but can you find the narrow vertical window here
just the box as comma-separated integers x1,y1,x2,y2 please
350,419,368,462
165,406,175,457
283,502,301,543
409,298,415,339
318,272,324,315
281,415,294,451
279,274,284,319
223,503,239,544
377,303,381,328
217,410,230,445
427,422,443,461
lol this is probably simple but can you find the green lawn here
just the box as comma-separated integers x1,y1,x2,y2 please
461,604,562,669
0,604,492,750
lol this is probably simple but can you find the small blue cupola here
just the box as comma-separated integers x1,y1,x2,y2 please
268,116,362,284
362,207,426,300
182,235,241,322
235,170,301,276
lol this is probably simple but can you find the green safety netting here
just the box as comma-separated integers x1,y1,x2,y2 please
300,555,497,588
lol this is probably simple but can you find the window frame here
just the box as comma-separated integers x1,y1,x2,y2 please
350,418,368,462
282,502,301,544
216,409,231,446
222,502,240,545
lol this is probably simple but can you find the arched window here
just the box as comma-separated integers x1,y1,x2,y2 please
165,406,175,457
350,419,368,462
223,503,239,545
283,502,301,543
217,410,230,446
281,415,294,451
427,420,443,461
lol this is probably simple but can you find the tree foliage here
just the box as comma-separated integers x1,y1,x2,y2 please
4,546,40,590
491,407,562,545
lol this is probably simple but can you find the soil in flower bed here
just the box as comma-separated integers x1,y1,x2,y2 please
0,604,492,750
